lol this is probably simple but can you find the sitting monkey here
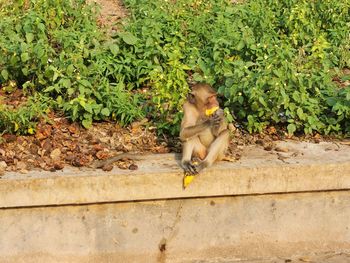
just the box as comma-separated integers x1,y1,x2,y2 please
180,83,229,174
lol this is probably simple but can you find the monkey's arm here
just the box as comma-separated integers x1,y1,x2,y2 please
180,103,221,141
179,122,209,141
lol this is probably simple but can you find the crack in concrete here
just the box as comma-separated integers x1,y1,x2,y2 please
157,200,184,263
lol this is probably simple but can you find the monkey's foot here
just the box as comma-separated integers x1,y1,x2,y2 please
181,161,198,175
193,160,208,173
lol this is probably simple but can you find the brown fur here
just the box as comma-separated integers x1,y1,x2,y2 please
180,83,229,174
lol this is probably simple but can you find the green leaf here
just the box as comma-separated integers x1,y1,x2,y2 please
66,65,75,75
80,79,91,87
37,23,45,32
21,53,29,62
109,44,119,55
53,72,59,82
44,86,56,92
296,108,304,120
258,96,267,107
287,123,296,135
326,97,337,106
101,108,110,116
119,32,138,45
67,88,75,95
292,91,299,102
236,40,245,51
26,33,34,43
1,69,9,80
22,67,29,76
83,104,93,113
36,47,45,58
82,119,92,128
61,79,71,89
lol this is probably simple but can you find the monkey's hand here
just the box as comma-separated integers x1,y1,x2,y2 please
205,113,222,127
181,160,198,175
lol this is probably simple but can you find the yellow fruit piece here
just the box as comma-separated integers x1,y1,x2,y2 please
183,175,195,189
205,106,219,116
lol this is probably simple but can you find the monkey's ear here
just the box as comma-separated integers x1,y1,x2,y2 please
187,93,196,104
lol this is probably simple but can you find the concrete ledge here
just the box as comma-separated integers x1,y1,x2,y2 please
1,191,350,262
1,141,350,208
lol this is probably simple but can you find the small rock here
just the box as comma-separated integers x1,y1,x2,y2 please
53,162,65,170
264,145,274,151
102,163,113,171
129,164,138,170
275,146,289,153
255,139,264,146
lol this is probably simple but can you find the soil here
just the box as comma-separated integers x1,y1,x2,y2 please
0,0,347,175
87,0,128,34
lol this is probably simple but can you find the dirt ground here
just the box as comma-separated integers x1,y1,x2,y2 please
87,0,128,33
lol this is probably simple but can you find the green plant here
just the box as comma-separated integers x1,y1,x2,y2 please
0,94,52,134
1,0,350,136
0,0,143,130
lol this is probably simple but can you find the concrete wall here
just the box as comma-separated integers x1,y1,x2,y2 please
1,191,350,263
1,141,350,262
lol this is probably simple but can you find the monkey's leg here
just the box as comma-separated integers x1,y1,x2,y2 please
181,139,197,174
196,130,229,172
181,137,206,174
193,139,207,160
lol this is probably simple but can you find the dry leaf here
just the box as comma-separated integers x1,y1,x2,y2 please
50,148,61,161
96,150,109,160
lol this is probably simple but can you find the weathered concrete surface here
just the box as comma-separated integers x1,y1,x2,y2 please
231,252,350,263
1,191,350,263
0,140,350,262
1,141,350,208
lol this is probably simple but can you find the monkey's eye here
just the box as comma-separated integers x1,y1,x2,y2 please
206,95,217,104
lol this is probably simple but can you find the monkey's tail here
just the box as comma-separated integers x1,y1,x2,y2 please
91,153,140,169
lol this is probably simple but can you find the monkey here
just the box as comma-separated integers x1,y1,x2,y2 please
180,83,230,174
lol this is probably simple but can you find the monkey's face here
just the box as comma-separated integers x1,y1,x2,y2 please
205,94,219,109
189,83,219,112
